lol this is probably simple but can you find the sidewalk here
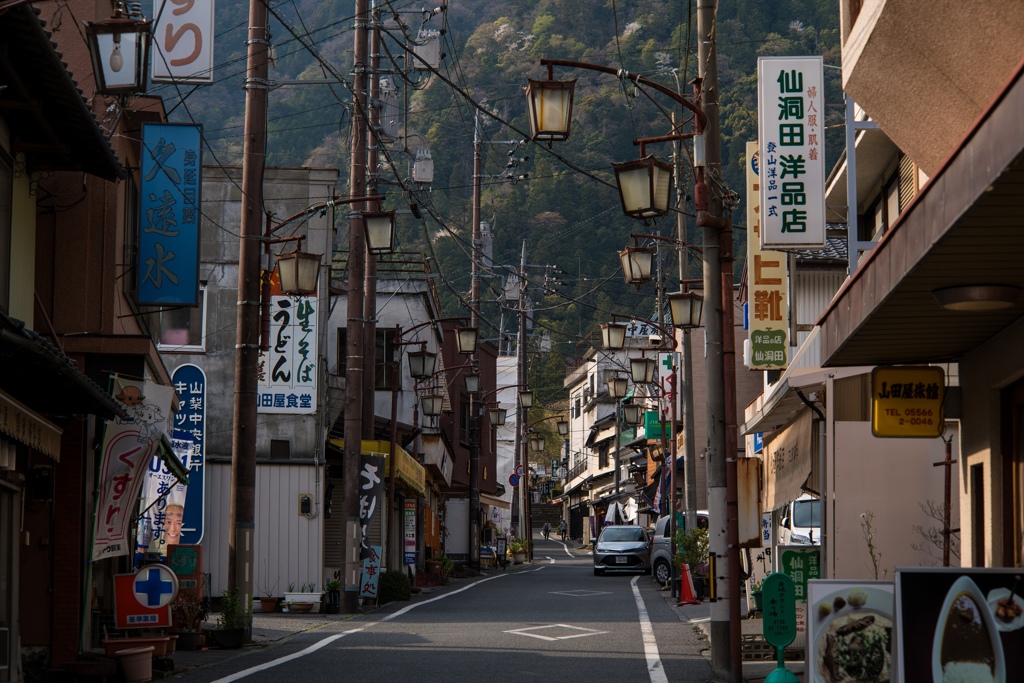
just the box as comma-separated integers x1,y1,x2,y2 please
656,585,807,683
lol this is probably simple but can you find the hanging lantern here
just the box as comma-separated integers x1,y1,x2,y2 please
612,156,674,219
623,402,642,426
407,348,438,380
86,13,151,95
464,373,480,394
488,406,508,426
619,246,655,287
556,419,569,436
276,251,321,295
601,322,627,350
525,79,576,142
420,394,443,417
668,291,704,329
456,326,478,354
363,211,396,254
607,376,629,398
630,357,658,384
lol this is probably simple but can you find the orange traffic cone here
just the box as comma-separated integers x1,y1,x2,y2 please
678,562,702,606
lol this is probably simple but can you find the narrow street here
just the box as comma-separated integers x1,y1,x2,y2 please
169,534,713,683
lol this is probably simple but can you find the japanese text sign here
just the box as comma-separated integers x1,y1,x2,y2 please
358,453,386,558
871,366,945,438
152,0,216,84
359,545,383,601
114,573,171,629
746,141,790,370
780,545,821,602
139,123,202,306
404,500,417,566
258,270,318,414
762,572,797,649
172,363,206,544
757,56,826,249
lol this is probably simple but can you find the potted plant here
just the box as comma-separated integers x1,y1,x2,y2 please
207,588,248,649
509,538,528,564
170,590,207,651
674,527,710,597
324,579,341,614
283,581,321,613
439,555,455,582
750,579,764,612
257,563,280,613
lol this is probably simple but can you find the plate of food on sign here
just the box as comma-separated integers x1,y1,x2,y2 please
987,587,1024,632
814,586,894,683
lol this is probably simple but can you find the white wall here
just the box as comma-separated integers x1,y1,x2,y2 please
830,421,960,580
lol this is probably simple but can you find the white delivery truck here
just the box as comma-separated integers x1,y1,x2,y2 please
779,493,821,545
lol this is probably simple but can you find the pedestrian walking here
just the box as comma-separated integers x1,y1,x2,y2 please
559,519,567,541
543,521,551,539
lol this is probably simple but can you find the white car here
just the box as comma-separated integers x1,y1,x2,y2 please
649,511,709,586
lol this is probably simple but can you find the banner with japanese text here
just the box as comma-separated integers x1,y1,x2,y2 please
139,123,202,305
93,378,177,561
258,270,318,414
152,0,216,84
359,453,386,558
134,437,189,565
172,364,206,545
763,408,812,511
746,141,790,370
757,56,826,249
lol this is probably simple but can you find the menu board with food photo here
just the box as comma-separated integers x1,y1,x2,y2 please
897,568,1022,683
808,580,895,683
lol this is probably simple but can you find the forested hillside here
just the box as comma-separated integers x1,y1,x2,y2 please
159,0,842,403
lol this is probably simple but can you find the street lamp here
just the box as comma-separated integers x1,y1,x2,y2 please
613,156,674,219
668,291,704,329
525,77,576,143
619,245,655,287
275,249,321,295
607,375,629,399
420,393,443,417
362,210,397,254
464,372,480,394
85,10,151,95
556,419,569,436
407,347,438,380
623,402,643,426
455,326,479,354
601,322,628,351
529,435,546,453
488,405,508,426
518,390,534,409
630,357,658,385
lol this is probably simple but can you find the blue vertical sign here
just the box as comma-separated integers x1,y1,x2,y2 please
171,364,206,545
139,123,202,305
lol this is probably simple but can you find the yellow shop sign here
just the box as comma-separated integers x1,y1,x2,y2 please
871,366,945,438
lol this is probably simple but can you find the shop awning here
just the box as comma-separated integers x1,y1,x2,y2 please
481,493,510,509
0,390,62,460
762,409,814,511
330,438,425,495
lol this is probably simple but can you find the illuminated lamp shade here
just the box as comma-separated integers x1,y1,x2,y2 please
932,285,1022,311
556,419,569,436
86,15,151,95
619,246,655,287
630,357,658,384
601,322,627,350
525,79,576,142
407,348,438,380
363,211,396,254
612,156,674,219
456,327,478,354
668,291,704,329
464,373,480,394
420,394,444,417
276,251,321,295
488,406,508,427
622,403,642,426
607,376,628,399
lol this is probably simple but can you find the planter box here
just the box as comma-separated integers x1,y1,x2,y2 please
103,636,170,658
283,591,321,604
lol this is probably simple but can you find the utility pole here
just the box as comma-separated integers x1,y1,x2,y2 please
342,0,370,614
517,243,528,545
229,0,270,613
697,0,741,679
468,111,483,570
362,2,381,441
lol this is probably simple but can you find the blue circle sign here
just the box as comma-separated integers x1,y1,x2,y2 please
133,564,179,608
508,474,520,487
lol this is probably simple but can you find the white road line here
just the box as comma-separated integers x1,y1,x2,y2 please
209,629,365,682
631,576,669,683
210,568,541,680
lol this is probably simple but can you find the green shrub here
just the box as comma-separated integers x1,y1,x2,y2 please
377,570,411,604
674,527,710,572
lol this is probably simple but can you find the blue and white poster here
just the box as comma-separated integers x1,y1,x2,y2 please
139,122,202,305
171,363,206,546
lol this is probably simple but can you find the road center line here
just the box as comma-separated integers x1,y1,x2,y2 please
631,576,669,683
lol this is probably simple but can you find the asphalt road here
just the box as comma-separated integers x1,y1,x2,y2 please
168,535,714,682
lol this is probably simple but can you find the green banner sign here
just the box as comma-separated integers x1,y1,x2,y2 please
762,572,797,649
780,546,821,601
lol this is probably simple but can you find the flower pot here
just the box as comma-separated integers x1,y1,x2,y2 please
173,631,203,651
165,634,178,656
290,601,315,613
512,552,526,564
103,637,170,658
751,590,763,612
259,597,280,613
116,646,154,683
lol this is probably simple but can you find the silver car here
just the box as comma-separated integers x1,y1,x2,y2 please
650,511,709,586
592,525,651,576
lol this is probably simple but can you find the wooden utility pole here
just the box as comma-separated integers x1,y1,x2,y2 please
469,111,483,570
342,0,370,614
697,0,741,679
229,0,270,613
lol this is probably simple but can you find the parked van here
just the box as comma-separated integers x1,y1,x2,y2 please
649,511,709,586
780,493,820,545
